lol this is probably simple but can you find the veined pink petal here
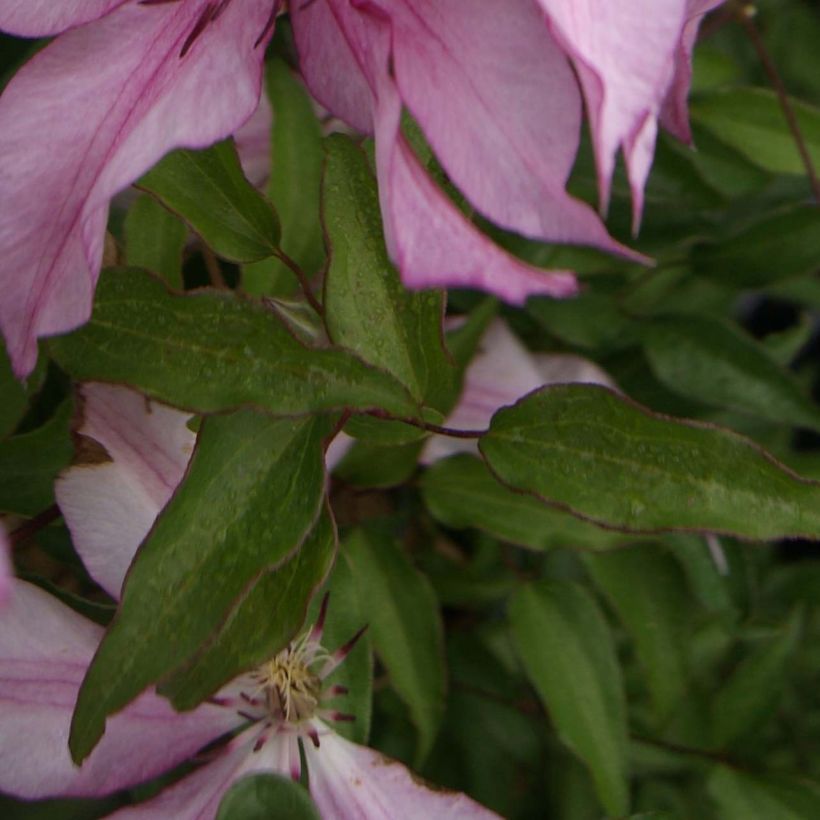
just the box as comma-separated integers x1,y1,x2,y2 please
537,0,687,228
0,0,129,37
0,581,237,799
0,523,11,607
367,0,643,259
55,383,194,599
0,0,273,377
661,0,725,144
305,723,499,819
293,1,581,304
108,725,293,819
422,320,615,463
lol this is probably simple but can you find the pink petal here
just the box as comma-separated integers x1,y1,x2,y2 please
0,523,11,608
422,320,615,463
371,0,643,258
0,0,273,376
236,89,274,189
293,1,582,304
306,724,499,819
326,432,354,473
0,581,237,799
0,0,128,37
537,0,688,227
55,383,194,599
660,0,725,144
109,725,293,819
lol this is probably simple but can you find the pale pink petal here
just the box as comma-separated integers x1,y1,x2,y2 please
55,383,194,599
0,523,10,607
0,0,128,37
0,0,273,376
329,4,581,303
661,0,725,144
537,0,688,227
0,581,237,799
372,0,643,258
326,432,354,473
306,724,499,819
236,90,274,189
422,320,616,463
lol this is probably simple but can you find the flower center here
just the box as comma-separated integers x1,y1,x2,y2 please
245,631,328,726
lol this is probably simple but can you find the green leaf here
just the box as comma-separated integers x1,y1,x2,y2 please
0,400,73,515
159,507,337,709
265,59,325,278
690,87,820,176
49,268,418,419
510,581,630,817
69,411,330,763
216,774,320,820
124,193,187,288
711,609,802,748
344,528,445,765
584,545,691,720
708,767,820,820
641,314,820,431
479,384,820,540
421,454,627,551
692,205,820,288
322,135,453,405
333,439,423,488
0,342,27,439
139,139,280,262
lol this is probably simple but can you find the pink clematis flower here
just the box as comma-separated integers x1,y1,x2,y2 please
421,318,617,464
0,0,279,377
0,383,498,818
535,0,723,230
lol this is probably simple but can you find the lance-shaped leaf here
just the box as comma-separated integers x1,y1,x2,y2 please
266,59,326,278
642,314,820,431
160,508,337,710
510,581,630,817
479,384,820,539
692,205,820,289
708,767,820,820
69,411,331,763
345,528,445,765
421,454,626,551
322,135,453,406
139,139,280,263
124,194,187,289
690,87,820,176
49,268,418,419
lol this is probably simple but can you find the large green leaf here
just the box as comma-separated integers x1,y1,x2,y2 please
124,193,187,289
421,454,627,551
510,581,630,817
479,384,820,539
690,87,820,176
641,314,820,431
344,528,445,765
708,767,820,820
0,400,73,515
159,507,337,710
584,545,691,720
139,139,280,262
322,135,453,405
692,205,820,288
49,268,418,419
217,774,320,820
265,59,325,278
69,411,330,763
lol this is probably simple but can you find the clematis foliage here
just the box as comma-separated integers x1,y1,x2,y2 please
5,2,820,819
